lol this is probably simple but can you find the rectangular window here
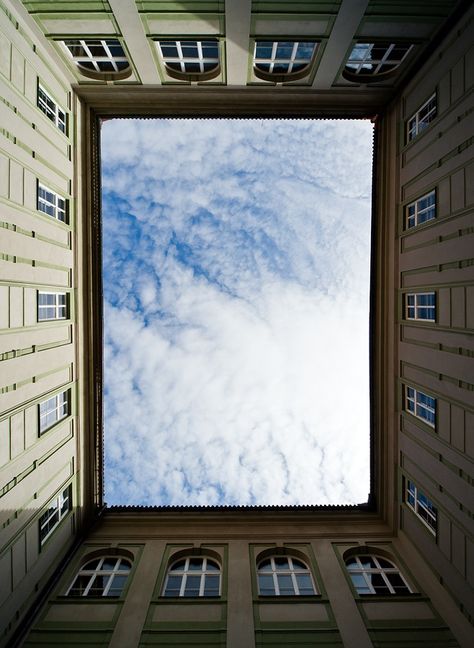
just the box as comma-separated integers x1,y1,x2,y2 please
37,182,68,223
405,479,437,534
39,484,72,546
405,386,436,427
38,390,69,434
37,84,67,134
407,93,436,141
405,292,436,321
37,292,68,321
405,190,436,229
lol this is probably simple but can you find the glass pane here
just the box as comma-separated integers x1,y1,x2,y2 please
188,558,203,571
203,574,220,596
83,559,100,571
258,574,275,595
183,575,201,596
108,574,127,596
369,573,390,594
170,560,186,572
377,557,394,569
164,574,182,596
350,573,370,594
258,559,272,572
161,45,178,58
358,556,376,569
291,559,306,570
296,573,314,594
277,574,295,595
273,557,289,569
206,560,220,572
118,559,132,571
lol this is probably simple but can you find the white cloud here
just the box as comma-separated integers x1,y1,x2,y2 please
101,118,372,506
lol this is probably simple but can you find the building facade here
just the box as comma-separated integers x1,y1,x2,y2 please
0,0,472,646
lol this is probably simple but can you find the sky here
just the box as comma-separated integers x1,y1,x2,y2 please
101,118,373,507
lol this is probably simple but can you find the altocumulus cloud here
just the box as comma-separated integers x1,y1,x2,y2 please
101,118,373,506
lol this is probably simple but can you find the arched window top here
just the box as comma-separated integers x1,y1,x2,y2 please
253,41,317,82
163,556,221,597
157,40,220,80
62,39,131,79
66,555,132,597
345,554,412,595
257,555,316,596
343,42,413,82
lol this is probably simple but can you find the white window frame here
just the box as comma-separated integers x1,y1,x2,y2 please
405,190,436,229
37,291,68,321
162,556,221,597
405,479,437,535
39,485,72,546
66,556,132,597
158,40,220,75
37,84,66,133
405,292,436,322
257,556,316,596
37,182,68,223
405,386,436,428
345,555,412,595
38,390,69,434
62,39,130,74
253,41,317,76
407,93,436,141
345,42,413,76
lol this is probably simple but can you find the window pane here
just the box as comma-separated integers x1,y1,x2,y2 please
258,559,272,572
296,573,314,594
277,574,295,595
258,574,275,595
69,574,92,596
188,558,203,571
274,557,289,569
108,574,128,596
183,575,201,596
350,573,371,594
88,575,110,596
203,574,220,596
164,575,182,596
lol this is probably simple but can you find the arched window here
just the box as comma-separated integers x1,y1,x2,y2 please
163,556,221,597
257,556,316,596
66,556,132,597
157,40,220,80
62,39,131,79
345,554,411,595
253,41,317,82
343,42,412,82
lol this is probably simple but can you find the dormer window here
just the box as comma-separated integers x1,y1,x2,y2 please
253,41,317,82
343,42,412,82
62,39,131,79
157,40,220,81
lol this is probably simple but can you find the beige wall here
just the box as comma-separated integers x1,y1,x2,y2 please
0,3,83,645
389,4,474,627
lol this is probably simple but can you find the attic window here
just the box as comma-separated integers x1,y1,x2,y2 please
343,42,412,82
62,39,131,79
253,41,317,82
157,40,220,81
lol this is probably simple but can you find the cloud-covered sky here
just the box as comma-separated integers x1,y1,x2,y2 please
101,118,373,506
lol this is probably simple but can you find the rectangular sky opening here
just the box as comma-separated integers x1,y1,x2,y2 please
101,118,373,507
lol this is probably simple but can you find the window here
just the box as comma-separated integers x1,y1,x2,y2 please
37,292,68,321
405,190,436,229
37,84,66,133
62,39,130,77
163,556,221,597
344,42,412,81
405,292,436,321
257,556,316,596
345,554,411,595
253,41,317,81
405,386,436,427
37,182,68,223
67,556,132,597
38,390,69,434
157,40,220,80
407,93,436,141
405,479,437,534
39,485,72,546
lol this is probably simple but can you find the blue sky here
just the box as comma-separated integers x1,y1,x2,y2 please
101,118,373,506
